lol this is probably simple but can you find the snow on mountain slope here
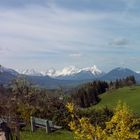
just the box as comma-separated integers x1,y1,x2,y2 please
0,65,18,76
17,65,103,78
55,66,80,76
18,69,43,76
82,65,102,75
44,65,103,77
42,68,56,77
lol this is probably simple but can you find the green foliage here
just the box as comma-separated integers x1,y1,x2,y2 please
71,81,108,108
52,106,71,129
0,77,67,125
109,75,136,90
78,107,113,128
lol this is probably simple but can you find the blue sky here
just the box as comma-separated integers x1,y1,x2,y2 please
0,0,140,72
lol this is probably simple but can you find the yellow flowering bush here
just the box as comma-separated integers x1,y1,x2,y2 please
66,101,140,140
66,102,74,113
105,102,140,140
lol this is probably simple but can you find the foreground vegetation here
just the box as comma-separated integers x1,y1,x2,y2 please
93,86,140,114
0,76,140,140
66,102,140,140
21,129,74,140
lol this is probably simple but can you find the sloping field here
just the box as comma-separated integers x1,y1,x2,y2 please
93,86,140,114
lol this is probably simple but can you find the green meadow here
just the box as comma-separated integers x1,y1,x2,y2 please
21,129,74,140
92,86,140,114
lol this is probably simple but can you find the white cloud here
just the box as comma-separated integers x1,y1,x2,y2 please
69,53,82,57
0,5,110,55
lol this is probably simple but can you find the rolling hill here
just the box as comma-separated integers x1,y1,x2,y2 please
92,86,140,114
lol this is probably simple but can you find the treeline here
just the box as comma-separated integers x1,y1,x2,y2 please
109,75,136,89
72,76,136,108
72,81,108,108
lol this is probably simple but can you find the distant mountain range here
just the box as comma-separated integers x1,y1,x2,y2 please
17,65,103,78
0,65,140,88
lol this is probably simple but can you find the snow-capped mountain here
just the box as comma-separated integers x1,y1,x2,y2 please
42,68,56,77
53,65,104,80
17,65,103,79
0,65,18,76
17,69,43,76
52,66,80,77
40,66,80,77
0,65,140,88
44,65,103,78
81,65,102,76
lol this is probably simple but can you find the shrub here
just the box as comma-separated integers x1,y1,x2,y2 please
66,102,140,140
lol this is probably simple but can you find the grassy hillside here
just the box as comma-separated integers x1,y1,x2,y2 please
21,129,74,140
92,86,140,114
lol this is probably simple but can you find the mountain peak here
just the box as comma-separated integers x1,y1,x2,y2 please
115,67,128,70
82,65,102,75
112,67,136,73
54,65,103,77
56,66,80,76
101,67,138,81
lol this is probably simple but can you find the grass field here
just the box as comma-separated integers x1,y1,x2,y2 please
92,86,140,114
20,129,74,140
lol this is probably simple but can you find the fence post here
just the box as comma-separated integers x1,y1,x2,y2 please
15,118,20,140
45,120,50,133
30,116,35,132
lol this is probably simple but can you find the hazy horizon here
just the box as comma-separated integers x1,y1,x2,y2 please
1,64,140,74
0,0,140,71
